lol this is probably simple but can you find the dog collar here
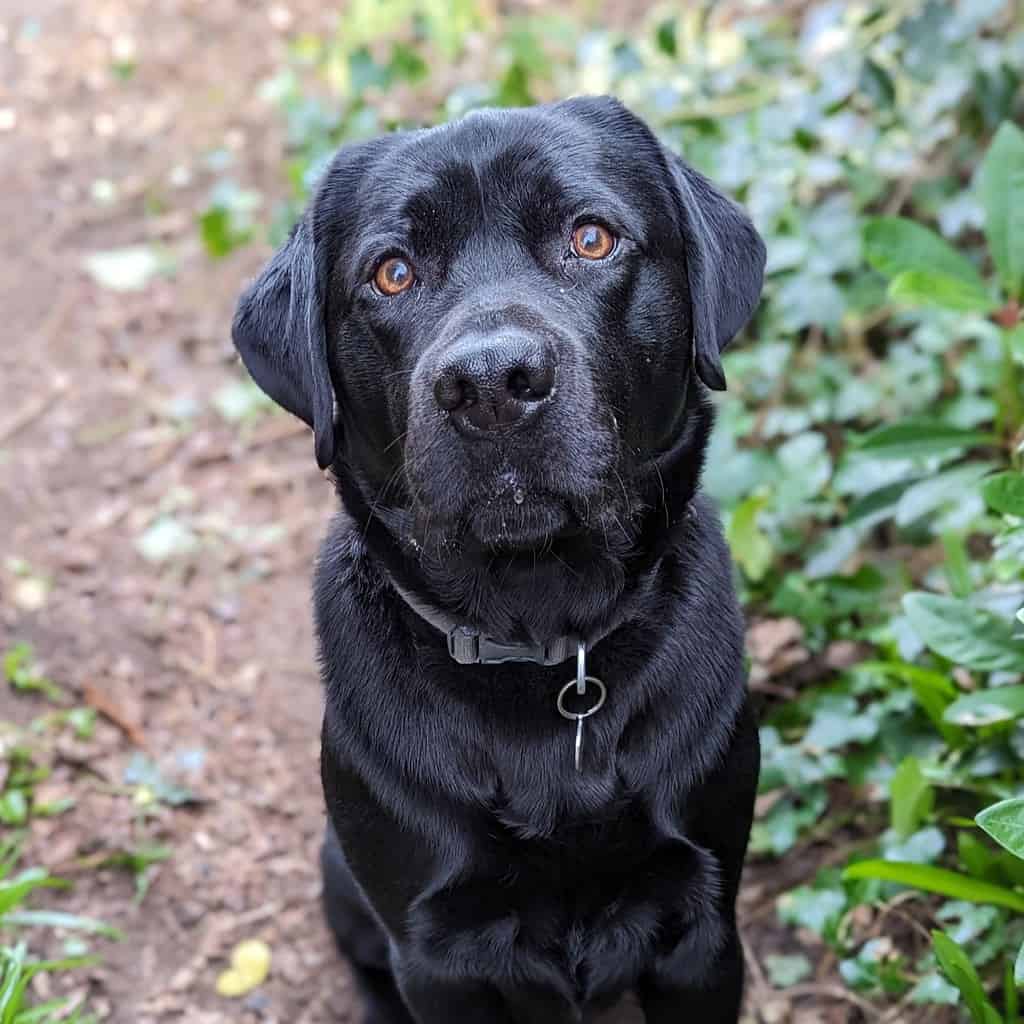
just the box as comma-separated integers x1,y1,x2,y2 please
382,541,668,669
386,572,626,771
385,574,583,665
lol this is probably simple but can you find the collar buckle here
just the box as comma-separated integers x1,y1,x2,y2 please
447,626,579,666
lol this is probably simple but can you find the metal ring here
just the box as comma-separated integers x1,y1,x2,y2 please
557,676,607,721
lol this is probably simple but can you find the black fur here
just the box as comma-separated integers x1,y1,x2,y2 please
233,96,765,1023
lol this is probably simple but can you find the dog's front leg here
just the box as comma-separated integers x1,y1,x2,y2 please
638,927,744,1024
396,969,515,1024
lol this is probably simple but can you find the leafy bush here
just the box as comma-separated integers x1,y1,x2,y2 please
213,1,1024,1017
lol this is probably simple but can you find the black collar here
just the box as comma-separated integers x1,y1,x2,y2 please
385,573,584,665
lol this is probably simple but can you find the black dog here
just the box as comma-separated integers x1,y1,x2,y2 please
233,96,764,1024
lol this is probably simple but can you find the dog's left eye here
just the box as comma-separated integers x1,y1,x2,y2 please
373,257,415,296
571,223,617,260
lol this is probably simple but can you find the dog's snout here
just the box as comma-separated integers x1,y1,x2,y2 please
433,331,556,433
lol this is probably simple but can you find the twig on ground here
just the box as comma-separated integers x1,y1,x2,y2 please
788,982,881,1018
743,941,780,1022
0,374,68,443
82,682,149,749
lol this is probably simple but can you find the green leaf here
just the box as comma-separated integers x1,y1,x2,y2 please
846,479,918,525
856,420,993,460
903,593,1024,672
864,217,987,289
932,931,1003,1024
0,869,64,915
1016,938,1024,986
3,643,64,702
883,825,945,865
945,686,1024,727
0,941,28,1019
908,970,960,1006
803,696,878,752
198,181,260,260
896,463,996,526
842,860,1024,912
942,532,972,599
1010,322,1024,362
199,207,253,259
978,121,1024,300
0,792,28,827
2,910,122,939
888,269,995,313
777,884,847,937
890,757,933,840
958,831,1001,883
764,953,812,988
976,798,1024,859
654,17,677,56
15,999,82,1023
860,661,965,745
726,493,773,582
983,472,1024,517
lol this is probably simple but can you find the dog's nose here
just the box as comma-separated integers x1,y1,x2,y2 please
433,331,556,433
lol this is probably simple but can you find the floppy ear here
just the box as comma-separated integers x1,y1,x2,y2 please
664,151,766,390
232,215,336,469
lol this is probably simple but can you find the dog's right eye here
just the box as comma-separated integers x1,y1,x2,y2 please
373,257,415,296
571,223,617,260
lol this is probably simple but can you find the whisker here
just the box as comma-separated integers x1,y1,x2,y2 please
381,429,410,455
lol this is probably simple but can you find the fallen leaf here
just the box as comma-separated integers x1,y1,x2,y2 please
83,683,148,749
212,379,274,422
747,617,811,688
135,517,199,563
83,246,166,292
216,939,271,998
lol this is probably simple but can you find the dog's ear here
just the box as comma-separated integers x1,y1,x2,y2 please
232,215,336,468
663,150,766,390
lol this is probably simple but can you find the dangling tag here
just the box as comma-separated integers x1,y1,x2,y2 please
557,644,607,773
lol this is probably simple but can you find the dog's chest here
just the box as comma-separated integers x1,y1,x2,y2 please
410,802,718,1009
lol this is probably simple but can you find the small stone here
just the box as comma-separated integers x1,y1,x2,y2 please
175,899,205,927
93,113,116,137
243,990,270,1013
61,543,98,571
110,34,135,61
761,999,791,1023
268,5,293,30
12,577,48,611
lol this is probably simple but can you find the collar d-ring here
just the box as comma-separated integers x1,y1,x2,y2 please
557,676,607,720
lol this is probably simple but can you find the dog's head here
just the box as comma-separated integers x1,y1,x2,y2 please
234,97,763,570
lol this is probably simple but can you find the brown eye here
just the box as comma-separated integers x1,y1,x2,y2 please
571,223,616,260
373,256,415,295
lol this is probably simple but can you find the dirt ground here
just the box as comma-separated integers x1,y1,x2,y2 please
0,3,907,1022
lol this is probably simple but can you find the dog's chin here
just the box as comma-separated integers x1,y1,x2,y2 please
466,494,577,551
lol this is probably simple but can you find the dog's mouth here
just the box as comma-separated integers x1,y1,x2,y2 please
465,490,580,550
404,479,642,559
